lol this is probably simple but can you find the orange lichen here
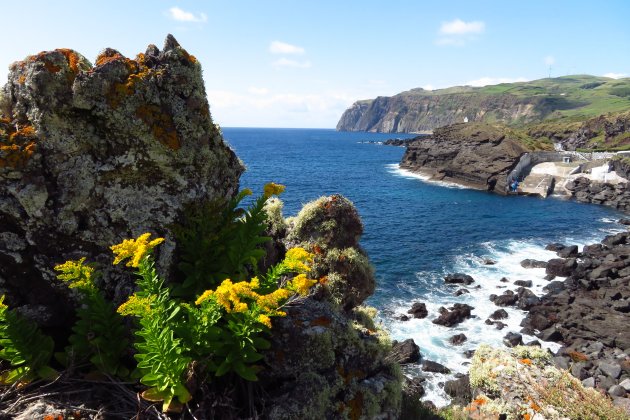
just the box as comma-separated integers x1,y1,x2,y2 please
347,392,363,420
1,124,37,169
135,105,181,150
519,358,533,366
311,316,332,327
567,350,589,362
57,48,80,73
17,75,26,84
472,397,487,406
319,276,328,285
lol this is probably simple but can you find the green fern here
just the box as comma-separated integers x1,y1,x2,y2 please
54,258,128,376
173,187,273,298
0,295,56,384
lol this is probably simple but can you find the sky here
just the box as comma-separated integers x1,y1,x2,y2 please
0,0,628,128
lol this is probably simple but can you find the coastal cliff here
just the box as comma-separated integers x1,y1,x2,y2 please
399,123,533,192
337,75,630,133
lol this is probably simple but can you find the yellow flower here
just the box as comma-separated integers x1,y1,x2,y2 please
117,293,154,316
283,247,314,273
195,289,214,306
257,314,272,328
111,233,164,267
263,182,285,198
288,274,317,296
54,257,96,291
0,295,7,310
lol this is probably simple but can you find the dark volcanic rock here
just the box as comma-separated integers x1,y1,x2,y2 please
444,375,471,406
546,258,577,277
391,339,421,364
492,290,518,307
516,287,541,310
490,309,509,320
399,123,529,193
521,259,548,269
444,273,475,285
454,288,470,296
503,332,523,347
557,245,579,258
432,303,473,327
407,302,428,319
422,360,451,374
546,243,566,252
449,333,467,345
514,280,533,287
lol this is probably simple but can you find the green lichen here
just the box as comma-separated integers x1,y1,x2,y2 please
264,197,287,236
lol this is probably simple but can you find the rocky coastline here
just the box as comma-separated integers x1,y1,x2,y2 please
391,225,630,415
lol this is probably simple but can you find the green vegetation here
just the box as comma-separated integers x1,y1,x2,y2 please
0,184,321,413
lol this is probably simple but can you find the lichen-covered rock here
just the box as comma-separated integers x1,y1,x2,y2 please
464,345,629,419
287,195,375,310
0,35,243,327
261,299,401,419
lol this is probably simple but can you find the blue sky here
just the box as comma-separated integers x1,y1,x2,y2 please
1,0,628,128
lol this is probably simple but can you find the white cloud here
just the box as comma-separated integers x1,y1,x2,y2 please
436,19,485,46
464,77,528,87
439,19,485,35
422,84,435,91
544,55,555,66
603,72,628,79
272,58,312,69
167,7,207,23
269,41,305,55
248,87,270,95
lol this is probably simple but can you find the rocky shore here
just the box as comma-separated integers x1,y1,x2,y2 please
391,226,630,415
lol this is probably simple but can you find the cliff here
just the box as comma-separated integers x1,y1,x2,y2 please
337,75,630,133
399,122,532,192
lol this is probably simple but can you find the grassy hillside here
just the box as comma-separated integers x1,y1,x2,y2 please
338,75,630,133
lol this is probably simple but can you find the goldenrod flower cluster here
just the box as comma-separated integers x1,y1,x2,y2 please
111,233,164,267
283,247,314,273
288,274,317,296
54,257,96,292
263,182,285,198
117,293,154,316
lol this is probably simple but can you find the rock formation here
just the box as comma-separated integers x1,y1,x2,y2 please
0,35,243,328
566,176,630,212
400,123,529,192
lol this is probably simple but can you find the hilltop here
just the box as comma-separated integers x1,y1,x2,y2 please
337,75,630,133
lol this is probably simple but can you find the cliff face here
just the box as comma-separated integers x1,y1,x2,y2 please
337,76,630,133
400,123,529,192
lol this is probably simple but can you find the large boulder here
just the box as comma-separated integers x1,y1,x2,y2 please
0,35,243,327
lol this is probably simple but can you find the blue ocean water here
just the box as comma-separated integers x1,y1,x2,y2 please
223,127,625,404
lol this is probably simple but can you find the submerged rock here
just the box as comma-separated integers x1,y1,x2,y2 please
407,301,428,318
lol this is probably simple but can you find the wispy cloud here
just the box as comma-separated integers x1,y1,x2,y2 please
248,87,270,95
269,41,305,55
544,55,555,66
272,58,312,69
603,72,627,79
167,7,207,23
436,18,485,46
439,19,485,35
465,76,528,87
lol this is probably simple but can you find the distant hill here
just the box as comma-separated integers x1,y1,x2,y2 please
336,75,630,133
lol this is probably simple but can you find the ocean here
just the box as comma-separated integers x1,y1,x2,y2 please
223,127,625,405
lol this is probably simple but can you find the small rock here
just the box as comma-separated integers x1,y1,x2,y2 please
422,360,451,374
503,332,523,347
483,259,496,265
454,288,470,296
463,350,475,358
499,277,509,283
397,314,410,321
608,385,627,397
444,375,471,406
599,362,622,379
520,259,548,269
494,321,507,330
514,280,533,287
526,340,541,347
546,243,566,252
407,302,428,319
449,333,467,345
538,327,564,342
404,377,425,398
493,290,518,307
572,363,589,380
619,378,630,391
490,309,509,320
432,303,473,327
619,218,630,226
391,339,421,364
553,356,570,370
582,377,595,388
557,245,579,258
444,273,475,285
